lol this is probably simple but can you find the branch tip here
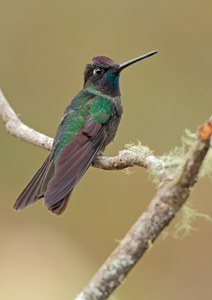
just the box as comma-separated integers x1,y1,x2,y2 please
198,121,212,142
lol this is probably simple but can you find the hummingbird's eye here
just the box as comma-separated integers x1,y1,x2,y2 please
93,68,103,75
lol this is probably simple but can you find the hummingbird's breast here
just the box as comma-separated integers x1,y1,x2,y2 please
101,95,123,150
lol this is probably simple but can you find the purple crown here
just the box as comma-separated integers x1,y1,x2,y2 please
92,56,116,65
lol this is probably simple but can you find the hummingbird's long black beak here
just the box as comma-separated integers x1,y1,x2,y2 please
118,50,158,72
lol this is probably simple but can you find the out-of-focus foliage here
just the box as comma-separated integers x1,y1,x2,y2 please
0,1,212,300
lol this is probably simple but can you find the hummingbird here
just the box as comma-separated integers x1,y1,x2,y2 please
14,50,157,215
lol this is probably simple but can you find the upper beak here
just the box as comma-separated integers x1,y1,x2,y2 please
118,50,158,72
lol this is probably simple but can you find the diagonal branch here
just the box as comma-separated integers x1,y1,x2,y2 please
74,121,212,300
1,88,211,300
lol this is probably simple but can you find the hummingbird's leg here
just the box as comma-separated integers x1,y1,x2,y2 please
92,152,104,165
95,151,104,158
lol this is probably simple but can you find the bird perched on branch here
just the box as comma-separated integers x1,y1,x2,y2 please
14,51,157,215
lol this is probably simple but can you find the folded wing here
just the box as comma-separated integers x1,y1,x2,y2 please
44,120,106,214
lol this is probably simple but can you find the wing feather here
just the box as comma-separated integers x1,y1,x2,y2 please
44,121,106,211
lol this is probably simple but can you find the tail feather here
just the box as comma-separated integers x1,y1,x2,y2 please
46,191,72,215
14,154,54,210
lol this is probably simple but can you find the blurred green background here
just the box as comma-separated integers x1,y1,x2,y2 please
0,1,212,299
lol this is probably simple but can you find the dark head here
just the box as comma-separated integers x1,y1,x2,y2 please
83,51,158,97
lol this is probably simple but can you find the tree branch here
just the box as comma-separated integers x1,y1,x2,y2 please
0,89,53,150
74,121,212,300
0,88,211,300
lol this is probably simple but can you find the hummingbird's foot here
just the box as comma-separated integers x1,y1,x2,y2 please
92,152,103,165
